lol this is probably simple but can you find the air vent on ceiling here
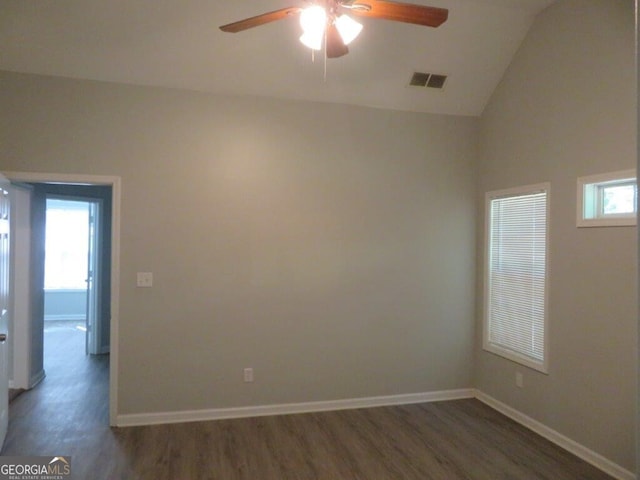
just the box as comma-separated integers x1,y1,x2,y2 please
409,72,447,89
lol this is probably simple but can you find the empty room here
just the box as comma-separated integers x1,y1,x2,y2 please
0,0,636,479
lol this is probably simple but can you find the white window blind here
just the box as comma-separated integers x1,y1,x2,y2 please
485,184,549,372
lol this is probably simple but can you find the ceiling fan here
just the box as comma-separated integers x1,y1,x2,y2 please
219,0,448,59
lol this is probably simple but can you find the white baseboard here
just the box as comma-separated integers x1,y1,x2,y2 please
10,369,45,391
29,369,46,390
475,390,635,480
44,315,86,322
116,388,475,427
115,387,633,480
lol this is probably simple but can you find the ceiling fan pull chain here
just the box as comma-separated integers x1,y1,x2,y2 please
324,33,328,81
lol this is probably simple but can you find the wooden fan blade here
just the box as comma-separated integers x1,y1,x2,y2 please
326,23,349,58
220,7,301,33
349,1,448,28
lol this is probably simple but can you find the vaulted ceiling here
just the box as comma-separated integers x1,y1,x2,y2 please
0,0,556,115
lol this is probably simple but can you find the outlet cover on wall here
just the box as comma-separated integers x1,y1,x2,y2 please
136,272,153,288
243,368,254,383
516,372,524,388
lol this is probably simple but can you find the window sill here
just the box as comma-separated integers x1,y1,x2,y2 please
483,343,549,374
577,217,636,228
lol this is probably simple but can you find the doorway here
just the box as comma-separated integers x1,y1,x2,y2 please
44,197,104,356
34,185,112,413
6,172,121,425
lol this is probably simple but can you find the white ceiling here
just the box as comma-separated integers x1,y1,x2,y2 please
0,0,556,116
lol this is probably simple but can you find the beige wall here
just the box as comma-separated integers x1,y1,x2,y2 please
476,0,636,470
0,71,478,414
3,0,635,470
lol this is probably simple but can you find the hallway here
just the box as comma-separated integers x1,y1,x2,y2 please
3,321,113,473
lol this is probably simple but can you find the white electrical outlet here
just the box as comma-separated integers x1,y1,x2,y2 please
243,367,254,383
136,272,153,288
515,372,524,388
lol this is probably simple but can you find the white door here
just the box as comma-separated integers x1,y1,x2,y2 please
0,176,11,449
85,200,101,355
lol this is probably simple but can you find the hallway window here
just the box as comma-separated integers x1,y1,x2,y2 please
45,199,90,289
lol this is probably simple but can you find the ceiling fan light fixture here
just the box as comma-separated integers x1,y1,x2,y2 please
335,14,363,45
299,6,327,34
299,5,327,51
300,31,324,50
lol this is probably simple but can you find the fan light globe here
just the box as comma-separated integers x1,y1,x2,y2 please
299,6,327,34
335,15,363,45
299,31,324,50
299,6,326,50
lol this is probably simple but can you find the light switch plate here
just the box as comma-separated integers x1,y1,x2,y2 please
136,272,153,288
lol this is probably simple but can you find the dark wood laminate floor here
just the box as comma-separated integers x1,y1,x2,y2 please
3,323,613,479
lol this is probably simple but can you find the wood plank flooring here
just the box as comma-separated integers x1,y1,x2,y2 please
3,322,614,479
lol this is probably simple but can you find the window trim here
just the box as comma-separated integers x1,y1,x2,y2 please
483,182,550,374
577,169,637,227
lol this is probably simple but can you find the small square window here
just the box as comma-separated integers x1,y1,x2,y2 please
577,170,637,227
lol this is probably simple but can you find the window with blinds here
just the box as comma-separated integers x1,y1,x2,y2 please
484,183,550,373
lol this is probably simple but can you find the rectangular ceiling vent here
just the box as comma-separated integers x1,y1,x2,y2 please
409,72,447,89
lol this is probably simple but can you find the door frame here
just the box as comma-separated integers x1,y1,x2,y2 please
85,198,103,356
0,175,11,449
3,171,120,426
